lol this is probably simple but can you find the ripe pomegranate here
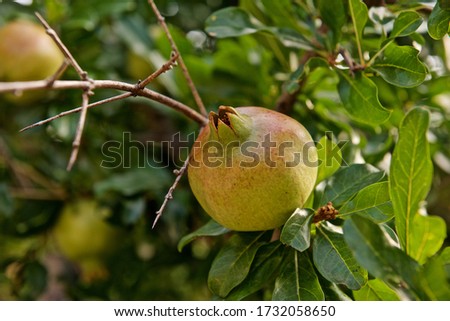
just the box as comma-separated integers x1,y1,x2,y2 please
188,106,317,231
0,20,64,103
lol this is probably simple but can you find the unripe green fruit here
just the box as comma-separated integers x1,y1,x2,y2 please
188,106,318,231
52,200,123,263
0,20,64,103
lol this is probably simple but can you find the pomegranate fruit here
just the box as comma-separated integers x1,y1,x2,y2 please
188,106,317,231
0,20,64,103
52,199,123,264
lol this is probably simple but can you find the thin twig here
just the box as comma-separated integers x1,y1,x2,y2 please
148,0,207,116
140,52,179,88
66,87,92,170
35,12,88,80
20,92,132,132
2,79,208,127
35,12,93,170
46,60,70,86
152,156,191,228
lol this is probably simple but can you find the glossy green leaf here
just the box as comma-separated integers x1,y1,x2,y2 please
320,280,353,301
418,255,450,300
205,7,311,50
205,7,260,38
286,57,329,93
313,223,368,290
339,181,394,223
409,214,447,264
270,27,312,50
319,0,346,44
260,0,300,31
337,71,391,125
317,164,385,208
390,11,423,38
316,135,342,184
273,249,324,300
372,44,427,88
389,108,433,254
226,242,283,300
428,2,450,40
353,279,400,301
178,220,230,252
208,232,266,297
349,0,368,59
343,215,426,300
280,208,314,252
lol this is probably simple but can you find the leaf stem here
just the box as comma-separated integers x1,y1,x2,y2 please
366,39,393,67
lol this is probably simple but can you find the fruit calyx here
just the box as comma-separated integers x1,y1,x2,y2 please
208,106,252,143
313,202,338,223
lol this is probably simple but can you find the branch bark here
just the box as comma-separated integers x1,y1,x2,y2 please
1,79,208,126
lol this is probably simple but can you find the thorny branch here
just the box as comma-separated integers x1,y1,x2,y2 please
3,79,208,128
36,11,93,170
35,12,87,80
153,156,191,229
148,0,207,117
0,4,210,228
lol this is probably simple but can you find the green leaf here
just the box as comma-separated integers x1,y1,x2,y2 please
273,249,325,301
17,261,48,300
339,181,394,223
320,280,353,301
317,164,386,208
439,247,450,278
428,2,450,40
259,0,301,31
418,255,450,300
205,7,261,38
319,0,346,45
337,71,391,126
280,208,314,252
409,214,447,264
390,11,423,38
343,215,426,300
208,232,266,297
313,223,368,290
372,44,427,88
269,27,312,50
316,135,342,184
389,108,433,254
226,242,283,300
286,57,329,93
353,279,400,301
205,7,312,50
349,0,369,62
178,220,230,252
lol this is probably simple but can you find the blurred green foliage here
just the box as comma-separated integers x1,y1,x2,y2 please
0,0,449,300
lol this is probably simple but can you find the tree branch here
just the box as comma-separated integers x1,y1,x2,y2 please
35,12,88,80
148,0,207,117
67,87,92,170
0,79,208,127
152,155,191,228
19,92,132,132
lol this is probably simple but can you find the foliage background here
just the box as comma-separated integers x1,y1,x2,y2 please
0,0,449,300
